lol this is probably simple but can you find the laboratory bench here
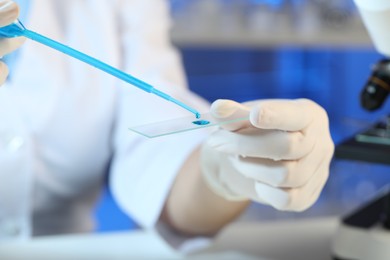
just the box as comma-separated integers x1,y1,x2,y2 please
3,154,390,259
0,217,339,259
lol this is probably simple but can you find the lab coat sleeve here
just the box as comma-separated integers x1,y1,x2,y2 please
109,0,211,228
0,86,32,239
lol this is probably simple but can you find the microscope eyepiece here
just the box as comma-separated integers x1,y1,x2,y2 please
361,59,390,111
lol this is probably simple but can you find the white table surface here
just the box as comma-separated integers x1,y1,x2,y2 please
0,217,340,260
200,217,339,260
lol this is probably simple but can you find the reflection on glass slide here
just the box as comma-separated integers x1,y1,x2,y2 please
129,113,248,138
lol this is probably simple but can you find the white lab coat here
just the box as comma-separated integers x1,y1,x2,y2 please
0,0,209,239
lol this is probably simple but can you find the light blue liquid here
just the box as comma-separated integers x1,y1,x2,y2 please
0,21,201,119
192,120,210,125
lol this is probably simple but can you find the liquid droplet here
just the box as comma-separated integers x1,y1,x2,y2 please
192,120,210,126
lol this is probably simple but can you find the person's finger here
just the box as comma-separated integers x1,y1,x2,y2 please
210,99,251,131
254,158,330,211
201,144,255,201
249,99,318,131
0,36,25,56
230,141,329,188
219,154,259,201
0,61,9,85
229,156,290,187
0,0,19,27
206,127,315,160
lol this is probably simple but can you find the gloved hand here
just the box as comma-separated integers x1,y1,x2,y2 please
201,99,334,211
0,0,25,85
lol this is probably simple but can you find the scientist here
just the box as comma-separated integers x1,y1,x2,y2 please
0,0,334,239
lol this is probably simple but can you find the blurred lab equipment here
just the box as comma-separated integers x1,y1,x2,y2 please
170,0,369,47
332,1,390,259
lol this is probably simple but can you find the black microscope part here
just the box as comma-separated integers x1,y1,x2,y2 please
361,59,390,111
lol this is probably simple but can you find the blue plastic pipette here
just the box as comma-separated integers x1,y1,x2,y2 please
0,20,201,118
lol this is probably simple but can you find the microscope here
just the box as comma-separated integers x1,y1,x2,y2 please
332,1,390,259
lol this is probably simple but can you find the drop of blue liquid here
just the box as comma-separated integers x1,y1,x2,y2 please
192,120,210,126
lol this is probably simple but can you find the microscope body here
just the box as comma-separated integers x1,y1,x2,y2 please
332,1,390,259
355,0,390,111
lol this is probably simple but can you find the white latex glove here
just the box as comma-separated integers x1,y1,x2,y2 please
201,99,334,211
0,0,25,85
